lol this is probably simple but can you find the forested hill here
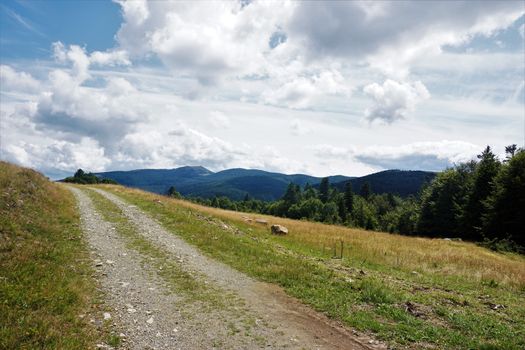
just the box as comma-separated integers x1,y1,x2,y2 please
93,166,433,201
330,170,436,197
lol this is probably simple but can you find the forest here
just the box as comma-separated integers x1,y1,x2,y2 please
178,145,524,252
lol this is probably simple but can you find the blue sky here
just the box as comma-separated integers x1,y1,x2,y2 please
1,0,524,179
1,0,121,59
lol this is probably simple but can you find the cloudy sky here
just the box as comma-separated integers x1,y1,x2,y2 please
1,0,524,179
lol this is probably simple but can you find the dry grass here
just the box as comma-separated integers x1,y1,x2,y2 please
103,184,525,289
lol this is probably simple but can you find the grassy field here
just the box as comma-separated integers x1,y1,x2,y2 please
0,162,109,349
101,184,525,350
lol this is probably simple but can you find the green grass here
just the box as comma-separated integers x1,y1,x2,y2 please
102,185,525,350
0,162,107,349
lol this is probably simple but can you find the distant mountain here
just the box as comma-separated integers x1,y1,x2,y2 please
329,170,436,197
94,166,434,201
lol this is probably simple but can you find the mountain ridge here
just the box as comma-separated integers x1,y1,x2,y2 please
93,166,435,201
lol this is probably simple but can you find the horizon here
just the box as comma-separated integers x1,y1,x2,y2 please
1,1,524,179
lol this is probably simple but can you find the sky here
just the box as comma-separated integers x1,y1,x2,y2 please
0,0,524,179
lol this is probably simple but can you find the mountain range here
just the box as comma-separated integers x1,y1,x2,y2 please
94,166,435,201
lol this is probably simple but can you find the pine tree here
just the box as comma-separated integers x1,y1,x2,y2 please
344,182,354,215
319,177,330,203
483,149,525,247
461,146,500,240
359,181,371,200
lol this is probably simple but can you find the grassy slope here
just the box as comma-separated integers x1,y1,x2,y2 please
102,184,525,350
0,162,105,349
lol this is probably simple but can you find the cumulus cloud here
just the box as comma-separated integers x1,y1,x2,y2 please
355,141,480,171
309,141,480,171
287,1,523,75
363,79,430,123
116,1,294,85
26,43,143,150
263,70,350,108
3,138,110,179
0,65,40,93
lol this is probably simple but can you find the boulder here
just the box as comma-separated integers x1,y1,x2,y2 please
271,224,288,235
255,219,268,225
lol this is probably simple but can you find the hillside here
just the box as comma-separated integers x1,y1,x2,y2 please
94,166,433,200
95,166,353,200
0,162,110,348
331,169,436,197
97,183,525,350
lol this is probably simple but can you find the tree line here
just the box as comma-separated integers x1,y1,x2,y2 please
63,169,118,185
172,145,524,252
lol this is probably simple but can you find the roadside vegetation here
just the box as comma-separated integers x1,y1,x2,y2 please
0,162,107,349
101,183,525,350
184,145,524,253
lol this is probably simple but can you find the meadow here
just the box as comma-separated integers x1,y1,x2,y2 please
102,184,525,350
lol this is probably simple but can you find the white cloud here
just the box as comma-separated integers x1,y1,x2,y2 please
363,79,430,123
311,144,351,159
116,1,294,85
4,138,110,179
355,140,480,171
209,111,231,129
52,41,130,82
289,118,311,136
0,65,40,93
288,1,523,76
262,70,350,109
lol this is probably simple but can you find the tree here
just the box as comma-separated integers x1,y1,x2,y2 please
321,202,339,223
482,149,525,248
167,186,182,199
461,146,500,240
303,182,317,199
359,181,371,200
336,193,347,222
417,164,474,237
505,144,517,160
319,177,330,203
282,183,301,205
74,169,85,178
344,182,354,216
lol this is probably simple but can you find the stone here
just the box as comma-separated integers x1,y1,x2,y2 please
271,224,288,235
255,219,268,225
103,312,111,320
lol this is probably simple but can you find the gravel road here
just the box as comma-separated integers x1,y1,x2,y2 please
70,186,380,349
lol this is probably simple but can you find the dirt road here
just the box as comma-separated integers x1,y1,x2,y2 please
69,186,380,350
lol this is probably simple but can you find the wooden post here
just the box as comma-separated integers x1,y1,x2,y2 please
340,240,344,259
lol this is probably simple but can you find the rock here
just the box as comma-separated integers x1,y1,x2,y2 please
103,312,111,320
271,224,288,235
146,316,154,324
255,219,268,225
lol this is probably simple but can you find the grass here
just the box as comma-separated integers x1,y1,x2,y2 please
100,184,525,350
0,162,107,349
